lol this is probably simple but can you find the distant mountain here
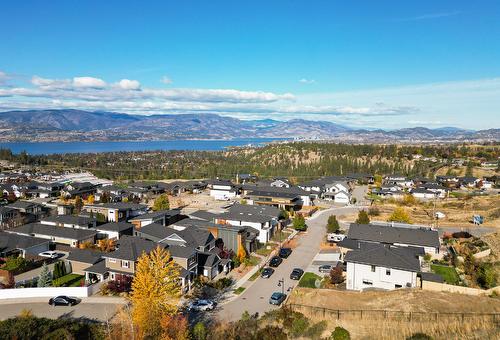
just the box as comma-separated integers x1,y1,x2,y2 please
0,109,498,143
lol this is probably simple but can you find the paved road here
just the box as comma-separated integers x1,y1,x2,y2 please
217,206,362,322
0,297,125,321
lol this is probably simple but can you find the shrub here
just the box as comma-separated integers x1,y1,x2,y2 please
406,333,433,340
330,266,344,284
387,207,411,223
290,315,310,337
355,210,370,224
304,320,327,339
257,325,287,340
192,322,207,340
293,215,307,231
477,262,497,289
331,326,350,340
368,206,380,216
327,215,340,233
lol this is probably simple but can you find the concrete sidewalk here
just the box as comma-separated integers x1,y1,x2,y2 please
0,296,127,305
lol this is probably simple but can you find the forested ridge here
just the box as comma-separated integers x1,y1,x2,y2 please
1,142,498,181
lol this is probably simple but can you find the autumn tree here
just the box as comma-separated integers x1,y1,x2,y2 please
160,314,189,340
152,194,170,211
330,266,344,284
355,210,370,224
387,207,411,224
130,246,181,339
87,194,95,204
74,196,83,214
326,215,340,233
97,238,116,252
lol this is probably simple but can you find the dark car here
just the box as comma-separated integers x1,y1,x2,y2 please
319,264,333,273
278,247,292,258
48,296,78,306
269,292,287,305
261,267,275,278
269,256,283,267
290,268,304,280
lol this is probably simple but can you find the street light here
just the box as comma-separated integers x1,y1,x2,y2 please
277,277,285,295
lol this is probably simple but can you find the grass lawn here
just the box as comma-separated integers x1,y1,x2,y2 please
249,268,262,281
255,245,275,257
431,264,460,285
244,256,261,267
52,274,85,287
234,287,246,295
271,230,292,243
298,272,322,288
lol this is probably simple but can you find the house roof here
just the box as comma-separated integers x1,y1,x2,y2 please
7,200,41,210
95,222,134,233
128,209,180,221
345,245,421,272
0,231,49,254
197,251,220,268
229,203,280,217
347,223,440,249
189,210,219,221
41,215,96,226
299,176,348,187
7,223,97,241
108,235,162,261
86,202,147,210
83,259,108,275
138,223,169,240
67,248,103,264
168,244,197,259
0,206,16,215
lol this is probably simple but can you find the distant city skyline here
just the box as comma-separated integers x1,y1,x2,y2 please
0,0,499,129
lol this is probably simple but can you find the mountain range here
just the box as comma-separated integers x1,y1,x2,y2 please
0,109,498,143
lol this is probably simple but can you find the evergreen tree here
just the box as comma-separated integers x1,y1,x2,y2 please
37,262,52,287
326,215,340,233
152,194,170,211
293,215,307,231
355,210,370,224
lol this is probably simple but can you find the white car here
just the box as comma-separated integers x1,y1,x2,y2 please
188,299,217,311
38,251,61,259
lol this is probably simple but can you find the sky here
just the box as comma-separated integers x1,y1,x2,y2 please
0,0,499,130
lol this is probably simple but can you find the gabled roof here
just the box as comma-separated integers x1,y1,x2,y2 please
67,248,103,264
345,245,421,272
86,202,147,210
41,215,96,226
128,209,180,221
189,210,219,221
7,200,41,210
197,251,221,268
0,231,48,254
94,222,134,233
347,223,440,249
108,235,162,261
6,223,97,241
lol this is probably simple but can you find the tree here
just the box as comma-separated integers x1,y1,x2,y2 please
355,210,370,224
330,266,344,284
292,214,307,231
130,246,181,338
74,196,83,214
152,194,170,211
87,194,95,204
97,238,116,252
160,314,189,340
192,322,207,340
331,326,350,340
387,207,411,224
236,245,247,264
279,209,289,220
100,192,110,203
326,215,340,233
37,262,51,287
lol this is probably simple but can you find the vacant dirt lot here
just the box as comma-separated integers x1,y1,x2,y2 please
289,287,500,313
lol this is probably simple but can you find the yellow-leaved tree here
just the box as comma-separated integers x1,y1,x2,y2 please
130,246,181,339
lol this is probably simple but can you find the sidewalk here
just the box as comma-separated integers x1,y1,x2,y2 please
0,296,127,305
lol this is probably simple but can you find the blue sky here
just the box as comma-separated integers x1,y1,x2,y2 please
0,0,499,129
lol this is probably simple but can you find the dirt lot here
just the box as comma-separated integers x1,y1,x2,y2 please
289,287,500,313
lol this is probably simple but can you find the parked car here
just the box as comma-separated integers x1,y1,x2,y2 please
48,296,78,306
269,256,283,267
319,264,333,273
269,292,287,305
278,247,292,258
188,299,217,311
38,251,62,259
261,267,275,278
327,233,346,242
290,268,304,280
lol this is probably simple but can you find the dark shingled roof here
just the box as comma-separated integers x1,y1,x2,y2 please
0,231,48,254
345,245,421,272
129,209,180,221
197,252,220,268
67,248,103,264
41,215,96,226
87,202,147,210
7,223,97,241
94,222,134,233
347,223,440,249
107,235,162,261
189,210,219,221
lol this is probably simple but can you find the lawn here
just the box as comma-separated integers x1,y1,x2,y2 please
52,274,85,287
244,256,261,267
255,245,275,257
431,264,460,285
298,272,322,288
234,287,246,295
271,230,292,243
249,268,262,281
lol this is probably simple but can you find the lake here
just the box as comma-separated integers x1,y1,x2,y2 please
0,138,286,155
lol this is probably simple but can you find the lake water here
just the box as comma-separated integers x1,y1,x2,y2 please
0,138,285,155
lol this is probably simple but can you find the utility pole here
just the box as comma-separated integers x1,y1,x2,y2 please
278,278,285,295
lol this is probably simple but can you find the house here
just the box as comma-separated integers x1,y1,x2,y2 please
416,183,447,198
7,200,43,215
371,187,405,199
384,175,413,188
209,180,240,200
459,177,480,188
243,185,312,211
40,215,97,229
66,248,104,277
128,209,182,229
299,176,350,197
93,222,134,240
346,173,375,184
345,244,421,291
61,182,97,199
214,203,280,243
26,182,64,198
436,175,460,188
236,174,258,184
83,202,148,222
0,231,50,258
410,188,438,200
270,177,292,188
5,222,97,248
332,190,351,204
0,207,22,229
346,223,440,255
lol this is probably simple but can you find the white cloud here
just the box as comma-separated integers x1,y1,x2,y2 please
161,76,173,84
72,76,106,88
299,78,315,84
396,11,461,22
0,71,11,84
116,79,141,90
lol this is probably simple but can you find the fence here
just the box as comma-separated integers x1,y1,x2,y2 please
0,282,103,299
287,303,500,324
421,280,500,296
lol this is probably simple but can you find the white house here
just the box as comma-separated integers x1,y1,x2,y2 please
345,245,420,291
334,190,351,204
209,181,239,200
411,188,437,200
270,177,292,188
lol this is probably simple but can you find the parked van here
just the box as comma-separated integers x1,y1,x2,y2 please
327,233,346,242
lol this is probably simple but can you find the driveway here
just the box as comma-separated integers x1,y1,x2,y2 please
15,252,68,283
216,206,361,322
0,297,126,321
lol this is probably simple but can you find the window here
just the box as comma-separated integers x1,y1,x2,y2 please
386,269,391,276
121,260,129,269
371,265,376,272
109,258,116,263
362,279,373,285
395,284,402,289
